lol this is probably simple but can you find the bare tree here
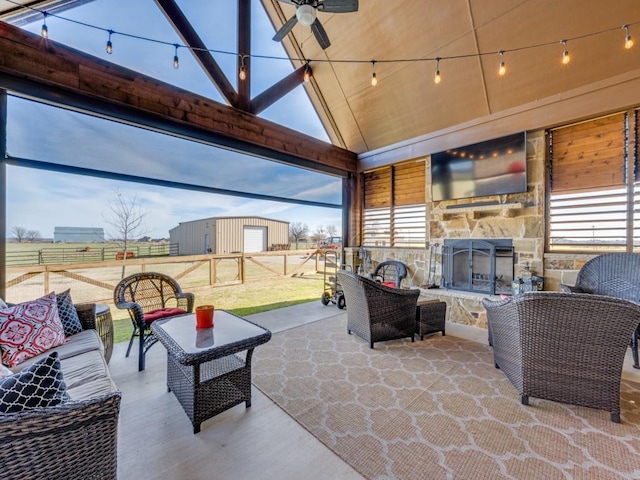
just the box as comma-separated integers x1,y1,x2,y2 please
311,225,327,244
11,226,27,243
326,225,338,236
289,222,309,249
104,192,148,277
25,230,42,242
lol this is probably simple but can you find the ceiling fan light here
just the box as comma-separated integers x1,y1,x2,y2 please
297,4,316,27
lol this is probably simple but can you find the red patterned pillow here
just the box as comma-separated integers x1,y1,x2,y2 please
0,292,67,368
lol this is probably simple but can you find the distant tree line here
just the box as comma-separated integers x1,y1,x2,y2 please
11,226,42,243
288,222,338,248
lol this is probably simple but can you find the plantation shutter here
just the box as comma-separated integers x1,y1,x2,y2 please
550,113,626,193
393,161,426,247
393,161,425,205
363,167,392,246
364,168,391,208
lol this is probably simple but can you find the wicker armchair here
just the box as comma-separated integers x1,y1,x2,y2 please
114,272,194,371
337,270,419,348
560,253,640,368
483,291,640,422
368,260,408,288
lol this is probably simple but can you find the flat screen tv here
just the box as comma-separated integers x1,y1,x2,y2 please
431,132,527,202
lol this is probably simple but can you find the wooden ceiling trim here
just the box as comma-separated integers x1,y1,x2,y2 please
154,0,238,108
0,21,356,175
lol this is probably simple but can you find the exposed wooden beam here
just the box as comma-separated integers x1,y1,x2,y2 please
154,0,238,108
0,22,356,175
251,65,306,115
237,0,251,111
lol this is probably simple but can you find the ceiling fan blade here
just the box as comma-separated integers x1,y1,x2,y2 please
311,18,331,49
276,0,302,5
319,0,358,13
273,15,298,42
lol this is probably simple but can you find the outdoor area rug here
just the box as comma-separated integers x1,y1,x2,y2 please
252,314,640,480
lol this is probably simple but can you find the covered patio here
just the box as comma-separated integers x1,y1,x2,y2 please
2,0,640,478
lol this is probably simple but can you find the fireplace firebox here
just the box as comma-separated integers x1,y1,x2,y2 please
442,239,514,295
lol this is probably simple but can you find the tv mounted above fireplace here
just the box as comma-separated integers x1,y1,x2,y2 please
431,132,527,202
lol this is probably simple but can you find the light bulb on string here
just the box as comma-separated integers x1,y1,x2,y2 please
434,57,441,84
561,40,570,65
624,25,634,49
371,61,378,86
238,55,247,80
173,44,180,69
41,12,48,38
106,30,113,54
498,51,506,76
303,62,311,82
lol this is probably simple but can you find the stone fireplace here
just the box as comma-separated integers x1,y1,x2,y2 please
441,239,514,295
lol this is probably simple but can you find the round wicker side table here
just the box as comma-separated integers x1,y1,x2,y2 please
95,304,114,364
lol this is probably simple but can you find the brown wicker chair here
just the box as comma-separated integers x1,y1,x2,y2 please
483,291,640,422
560,252,640,368
337,269,419,348
114,272,194,371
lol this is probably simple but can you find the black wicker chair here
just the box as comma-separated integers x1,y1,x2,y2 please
337,269,419,348
114,272,194,371
483,291,640,422
368,260,408,288
560,252,640,368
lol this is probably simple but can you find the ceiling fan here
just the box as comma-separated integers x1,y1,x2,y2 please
272,0,359,50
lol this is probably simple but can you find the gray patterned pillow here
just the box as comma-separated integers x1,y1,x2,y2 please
0,352,69,413
56,289,83,336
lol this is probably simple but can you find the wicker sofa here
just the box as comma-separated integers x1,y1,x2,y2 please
483,291,640,422
0,302,121,480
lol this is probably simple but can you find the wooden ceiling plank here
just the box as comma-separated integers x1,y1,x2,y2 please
154,0,238,108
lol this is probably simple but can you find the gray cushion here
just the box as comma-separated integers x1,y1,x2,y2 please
9,329,103,373
0,352,69,413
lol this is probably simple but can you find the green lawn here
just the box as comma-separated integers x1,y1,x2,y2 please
111,272,326,343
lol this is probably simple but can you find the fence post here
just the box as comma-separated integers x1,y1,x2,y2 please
209,257,215,286
39,250,43,265
283,254,288,275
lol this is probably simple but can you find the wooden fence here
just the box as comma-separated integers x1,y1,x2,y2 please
5,249,335,305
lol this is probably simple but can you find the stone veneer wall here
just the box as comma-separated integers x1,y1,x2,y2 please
345,129,548,330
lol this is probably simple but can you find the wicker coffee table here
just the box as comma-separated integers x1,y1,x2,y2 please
151,311,271,433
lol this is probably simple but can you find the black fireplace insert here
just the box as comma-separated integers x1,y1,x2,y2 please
441,239,514,295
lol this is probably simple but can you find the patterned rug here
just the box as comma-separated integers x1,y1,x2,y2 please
252,315,640,480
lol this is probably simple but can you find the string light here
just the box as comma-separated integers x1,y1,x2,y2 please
4,0,640,79
498,51,506,76
239,55,247,80
371,61,377,86
41,12,48,38
624,25,634,49
173,44,179,69
106,29,113,54
303,62,311,82
434,57,441,84
561,40,570,64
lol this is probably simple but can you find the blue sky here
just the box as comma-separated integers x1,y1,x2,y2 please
7,0,342,240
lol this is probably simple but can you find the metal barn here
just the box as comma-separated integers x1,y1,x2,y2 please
54,227,105,243
169,216,289,255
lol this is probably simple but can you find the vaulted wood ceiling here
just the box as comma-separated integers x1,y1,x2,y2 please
3,0,640,157
262,0,640,154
